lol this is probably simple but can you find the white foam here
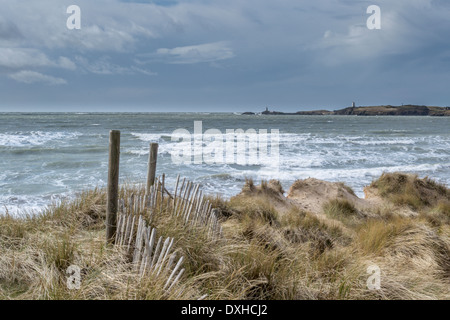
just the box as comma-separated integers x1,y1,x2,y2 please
0,195,49,216
2,118,449,214
130,132,166,142
0,131,81,147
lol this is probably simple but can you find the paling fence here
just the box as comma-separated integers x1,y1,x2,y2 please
114,174,222,297
104,134,221,298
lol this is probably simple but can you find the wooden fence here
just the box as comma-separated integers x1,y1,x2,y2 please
106,131,222,297
116,214,184,291
114,175,222,296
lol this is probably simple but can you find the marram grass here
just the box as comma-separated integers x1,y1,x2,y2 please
0,173,449,300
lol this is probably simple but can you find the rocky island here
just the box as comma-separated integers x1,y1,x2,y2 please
243,105,450,116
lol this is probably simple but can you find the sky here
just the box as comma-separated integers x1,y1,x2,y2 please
0,0,449,112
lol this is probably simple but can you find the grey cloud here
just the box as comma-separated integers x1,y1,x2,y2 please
140,42,235,64
0,0,449,110
307,0,450,66
8,70,67,85
0,48,75,70
75,56,156,75
0,17,22,40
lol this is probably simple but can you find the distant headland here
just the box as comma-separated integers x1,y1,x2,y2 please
242,104,450,116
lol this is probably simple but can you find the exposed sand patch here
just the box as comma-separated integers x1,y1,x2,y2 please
286,178,370,215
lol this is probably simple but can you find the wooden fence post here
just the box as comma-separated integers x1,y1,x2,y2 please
106,130,120,244
147,143,159,194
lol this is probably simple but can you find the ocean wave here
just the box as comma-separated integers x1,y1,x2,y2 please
199,173,236,181
0,194,60,217
227,163,447,186
1,114,449,213
216,163,448,197
130,133,167,142
0,131,81,147
125,149,149,156
348,139,416,146
128,132,446,149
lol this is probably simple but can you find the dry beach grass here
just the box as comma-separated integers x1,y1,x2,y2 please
0,173,448,300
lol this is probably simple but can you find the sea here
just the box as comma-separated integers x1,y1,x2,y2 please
0,112,449,215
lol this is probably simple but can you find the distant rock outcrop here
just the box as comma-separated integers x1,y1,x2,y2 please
249,105,450,116
333,105,449,116
295,110,334,115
